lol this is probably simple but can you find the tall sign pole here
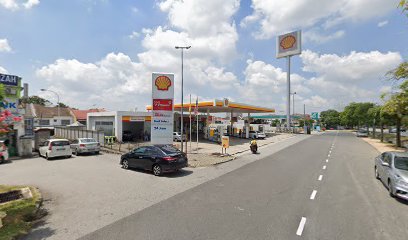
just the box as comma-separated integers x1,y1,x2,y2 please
277,30,301,131
287,56,291,129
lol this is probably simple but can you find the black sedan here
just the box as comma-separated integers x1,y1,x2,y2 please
120,145,188,176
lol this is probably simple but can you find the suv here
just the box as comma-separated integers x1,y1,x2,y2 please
249,131,266,139
0,140,9,164
39,139,72,160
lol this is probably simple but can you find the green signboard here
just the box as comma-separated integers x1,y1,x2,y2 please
311,112,319,120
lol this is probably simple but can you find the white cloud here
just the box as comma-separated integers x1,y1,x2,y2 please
304,30,345,44
0,0,39,10
36,53,151,110
131,7,138,14
0,39,12,52
0,65,7,73
242,0,398,39
23,0,38,9
301,50,402,83
128,31,140,39
377,20,388,27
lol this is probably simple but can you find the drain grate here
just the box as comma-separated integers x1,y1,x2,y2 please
0,190,23,204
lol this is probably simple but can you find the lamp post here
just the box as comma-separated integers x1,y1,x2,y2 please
175,45,191,153
40,89,60,121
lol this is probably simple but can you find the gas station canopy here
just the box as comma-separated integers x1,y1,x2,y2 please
147,99,275,114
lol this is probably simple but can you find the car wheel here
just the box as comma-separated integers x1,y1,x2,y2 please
122,159,129,169
74,149,79,156
67,155,72,158
375,167,380,180
95,151,100,155
388,180,395,198
152,164,162,176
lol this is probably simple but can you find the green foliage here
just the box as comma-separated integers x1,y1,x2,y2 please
399,0,408,15
20,95,50,106
387,62,408,81
57,102,69,108
0,84,4,102
320,109,340,127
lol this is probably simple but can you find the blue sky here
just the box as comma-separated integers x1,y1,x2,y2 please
0,0,407,113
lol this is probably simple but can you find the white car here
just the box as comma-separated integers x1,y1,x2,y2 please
249,131,266,139
0,140,9,164
39,139,72,160
173,132,187,142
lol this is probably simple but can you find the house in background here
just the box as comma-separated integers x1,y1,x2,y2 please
70,108,105,125
28,104,74,128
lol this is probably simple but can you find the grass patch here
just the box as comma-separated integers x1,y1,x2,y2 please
0,185,42,240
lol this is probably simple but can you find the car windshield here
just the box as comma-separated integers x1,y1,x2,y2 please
51,141,70,146
394,157,408,171
157,145,181,154
80,138,97,143
359,130,367,133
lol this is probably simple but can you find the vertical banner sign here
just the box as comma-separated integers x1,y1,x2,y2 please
151,73,174,145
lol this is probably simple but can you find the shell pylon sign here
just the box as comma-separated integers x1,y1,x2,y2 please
276,30,301,58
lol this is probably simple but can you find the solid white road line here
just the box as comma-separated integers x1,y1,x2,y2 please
296,217,307,236
323,165,327,170
310,190,317,200
318,175,323,181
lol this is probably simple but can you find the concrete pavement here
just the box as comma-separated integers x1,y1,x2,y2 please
81,131,408,240
0,134,308,240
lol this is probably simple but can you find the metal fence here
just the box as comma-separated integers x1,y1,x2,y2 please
54,127,105,145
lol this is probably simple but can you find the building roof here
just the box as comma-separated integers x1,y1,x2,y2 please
71,109,106,121
30,104,72,118
146,99,275,114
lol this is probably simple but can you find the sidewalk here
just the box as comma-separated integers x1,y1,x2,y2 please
361,137,407,153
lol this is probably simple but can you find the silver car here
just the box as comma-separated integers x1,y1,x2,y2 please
356,129,368,137
71,138,101,155
375,151,408,200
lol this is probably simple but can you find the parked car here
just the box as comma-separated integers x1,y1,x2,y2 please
122,130,134,141
356,129,368,137
173,132,187,142
70,138,100,155
375,151,408,200
249,131,266,139
390,128,407,133
39,139,72,160
120,145,187,176
0,140,9,164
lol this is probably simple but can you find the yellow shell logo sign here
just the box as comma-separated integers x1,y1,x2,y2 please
155,76,172,91
280,35,296,50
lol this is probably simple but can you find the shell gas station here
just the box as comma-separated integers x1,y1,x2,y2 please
147,98,275,143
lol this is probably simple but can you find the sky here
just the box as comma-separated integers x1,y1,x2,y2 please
0,0,407,114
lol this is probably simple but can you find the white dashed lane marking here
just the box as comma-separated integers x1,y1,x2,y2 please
296,217,307,236
323,165,327,170
310,190,317,200
318,175,323,181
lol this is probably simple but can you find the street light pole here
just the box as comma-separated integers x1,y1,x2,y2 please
40,89,60,124
175,46,191,154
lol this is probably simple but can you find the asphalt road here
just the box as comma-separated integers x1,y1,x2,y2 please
81,131,408,240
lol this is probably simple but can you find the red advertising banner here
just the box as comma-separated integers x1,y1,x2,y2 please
153,99,173,111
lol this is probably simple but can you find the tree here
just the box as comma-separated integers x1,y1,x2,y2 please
399,0,408,16
57,102,70,108
387,62,408,81
367,105,381,138
381,81,408,147
20,95,51,106
320,109,340,128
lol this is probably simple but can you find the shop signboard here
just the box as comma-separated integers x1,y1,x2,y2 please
276,30,302,59
221,136,229,148
151,73,174,144
0,73,20,86
0,98,19,113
